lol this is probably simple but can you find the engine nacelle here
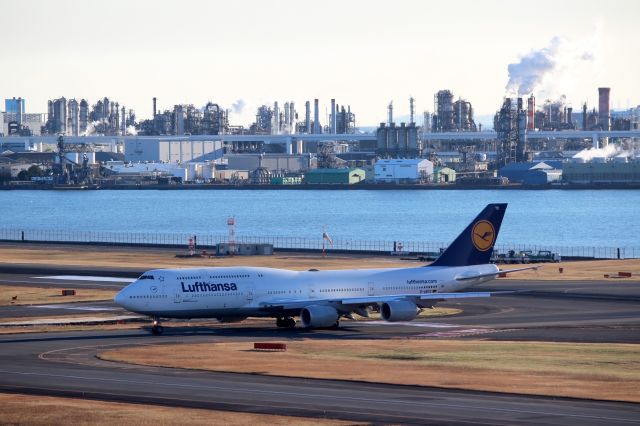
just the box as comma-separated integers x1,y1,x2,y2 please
300,305,339,328
381,300,419,322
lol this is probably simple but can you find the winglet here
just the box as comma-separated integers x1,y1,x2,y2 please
430,204,507,267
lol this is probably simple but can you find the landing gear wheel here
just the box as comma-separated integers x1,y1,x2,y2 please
276,317,297,328
330,320,340,329
151,317,163,335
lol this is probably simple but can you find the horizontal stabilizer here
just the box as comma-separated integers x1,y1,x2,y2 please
455,266,539,281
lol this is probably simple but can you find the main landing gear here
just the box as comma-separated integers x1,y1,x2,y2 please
151,317,164,335
276,317,296,328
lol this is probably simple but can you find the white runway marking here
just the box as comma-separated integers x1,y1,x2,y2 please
28,304,120,311
34,275,134,283
359,321,460,328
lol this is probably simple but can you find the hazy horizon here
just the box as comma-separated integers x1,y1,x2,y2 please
2,0,639,127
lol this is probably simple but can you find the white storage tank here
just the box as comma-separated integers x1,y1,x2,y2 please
172,167,188,182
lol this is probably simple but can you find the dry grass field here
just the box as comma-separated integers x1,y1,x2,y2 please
100,339,640,403
0,393,352,425
0,285,117,306
0,243,638,280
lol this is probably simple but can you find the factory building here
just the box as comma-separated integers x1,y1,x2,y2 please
374,159,433,184
494,97,528,166
225,153,314,174
534,96,576,131
304,168,365,184
5,98,25,124
563,157,640,184
42,97,126,136
432,90,477,132
375,122,419,157
498,161,562,184
1,112,44,136
433,166,456,183
124,139,225,163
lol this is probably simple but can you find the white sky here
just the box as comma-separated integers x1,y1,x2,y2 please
2,0,639,126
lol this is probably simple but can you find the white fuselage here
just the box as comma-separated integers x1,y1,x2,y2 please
114,263,499,319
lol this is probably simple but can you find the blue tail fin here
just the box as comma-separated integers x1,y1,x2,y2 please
430,203,507,267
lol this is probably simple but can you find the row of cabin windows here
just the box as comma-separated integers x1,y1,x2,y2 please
209,274,251,279
188,292,243,297
267,289,303,295
177,274,251,280
320,288,365,293
130,295,167,299
383,285,438,291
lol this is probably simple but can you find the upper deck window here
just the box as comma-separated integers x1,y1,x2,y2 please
139,275,155,280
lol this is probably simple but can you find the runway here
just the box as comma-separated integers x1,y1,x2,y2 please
0,267,639,424
1,330,639,425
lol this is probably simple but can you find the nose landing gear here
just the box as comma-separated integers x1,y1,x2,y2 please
151,317,164,335
276,317,296,328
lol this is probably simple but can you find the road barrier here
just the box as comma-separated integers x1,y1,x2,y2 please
254,342,287,351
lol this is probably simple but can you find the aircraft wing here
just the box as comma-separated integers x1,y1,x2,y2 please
455,266,538,281
259,292,491,311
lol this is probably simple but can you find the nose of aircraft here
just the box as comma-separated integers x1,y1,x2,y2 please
114,288,127,307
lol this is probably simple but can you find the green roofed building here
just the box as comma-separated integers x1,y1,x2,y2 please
304,168,366,184
433,166,456,183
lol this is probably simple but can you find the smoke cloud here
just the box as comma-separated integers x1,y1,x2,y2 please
232,99,246,114
126,125,138,136
505,35,596,98
506,37,561,96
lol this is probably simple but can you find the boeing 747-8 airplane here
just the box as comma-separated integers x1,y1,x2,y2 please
115,203,533,334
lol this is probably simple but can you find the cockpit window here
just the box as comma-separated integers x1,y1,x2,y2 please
139,275,155,280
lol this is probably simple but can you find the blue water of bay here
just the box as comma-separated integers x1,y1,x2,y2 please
1,189,638,250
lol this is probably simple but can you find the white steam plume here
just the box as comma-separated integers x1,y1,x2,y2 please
232,99,246,114
506,36,561,96
573,144,626,161
126,125,137,136
505,35,597,98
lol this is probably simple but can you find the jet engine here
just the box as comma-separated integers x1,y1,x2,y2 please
300,305,339,328
381,300,419,322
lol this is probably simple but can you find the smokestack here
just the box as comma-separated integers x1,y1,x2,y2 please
152,97,157,118
284,102,290,133
388,101,393,125
527,95,535,130
598,87,611,131
305,101,311,133
121,105,126,135
273,101,280,135
330,99,336,133
409,97,415,124
313,99,320,134
582,103,588,130
289,102,295,133
567,107,573,126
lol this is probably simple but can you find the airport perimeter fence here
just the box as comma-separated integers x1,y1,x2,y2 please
0,228,638,260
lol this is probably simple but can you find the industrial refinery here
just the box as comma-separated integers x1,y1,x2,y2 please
1,87,639,187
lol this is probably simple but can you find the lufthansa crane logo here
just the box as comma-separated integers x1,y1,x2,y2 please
471,220,495,251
